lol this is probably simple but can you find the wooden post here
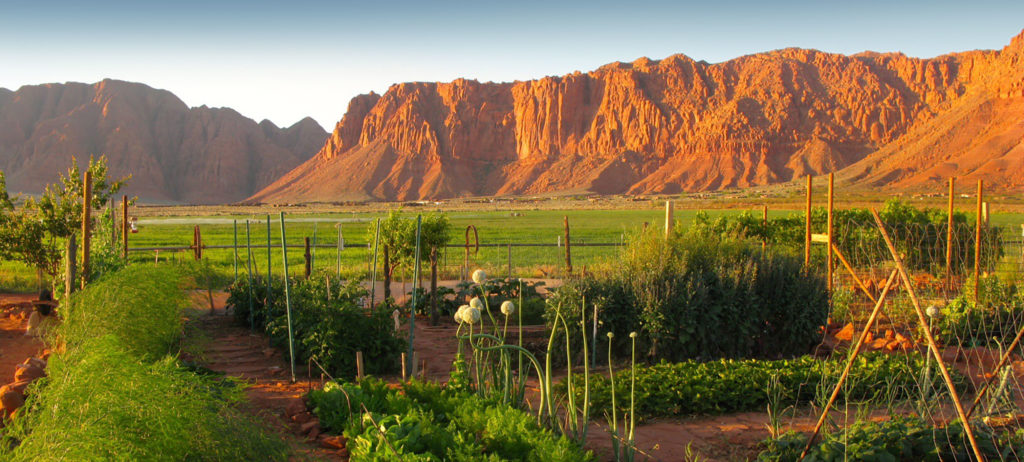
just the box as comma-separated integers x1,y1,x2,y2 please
81,170,92,289
975,180,983,303
804,174,812,267
304,237,312,279
121,195,129,260
799,269,899,460
109,197,116,249
65,237,77,301
946,177,954,292
564,216,572,274
761,205,768,252
356,351,364,380
871,209,985,462
826,173,834,292
665,200,674,238
401,352,407,381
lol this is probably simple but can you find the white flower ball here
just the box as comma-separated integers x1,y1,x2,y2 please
472,269,487,285
607,332,614,339
465,306,481,324
500,300,516,316
469,297,484,311
455,304,470,324
629,332,638,339
926,305,940,318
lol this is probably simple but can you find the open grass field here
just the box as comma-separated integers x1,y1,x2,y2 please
3,196,1022,292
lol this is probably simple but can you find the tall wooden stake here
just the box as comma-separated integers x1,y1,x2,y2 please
564,216,572,274
65,237,77,301
826,173,834,292
761,205,768,252
946,177,955,293
121,195,129,260
872,209,985,462
81,170,93,289
975,180,983,303
799,269,899,460
279,212,297,382
304,237,312,279
804,174,812,267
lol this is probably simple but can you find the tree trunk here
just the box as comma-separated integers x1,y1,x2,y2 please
430,247,439,326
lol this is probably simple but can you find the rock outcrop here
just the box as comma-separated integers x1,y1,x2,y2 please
253,30,1024,203
0,80,327,203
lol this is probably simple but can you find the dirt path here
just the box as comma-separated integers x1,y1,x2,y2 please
184,293,345,461
0,294,46,387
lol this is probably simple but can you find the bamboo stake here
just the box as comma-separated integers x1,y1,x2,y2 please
81,171,92,289
232,220,237,282
245,220,254,331
356,351,365,381
975,180,983,303
65,237,77,301
967,320,1024,418
804,174,812,266
564,216,572,274
831,243,877,304
279,212,297,382
665,200,674,239
826,173,834,292
369,218,381,308
799,269,899,460
871,209,985,462
406,215,423,377
946,177,955,293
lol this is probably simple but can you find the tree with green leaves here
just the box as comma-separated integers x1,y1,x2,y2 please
372,211,451,324
0,156,129,285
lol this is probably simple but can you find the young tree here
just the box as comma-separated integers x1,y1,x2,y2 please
372,211,452,323
0,156,128,281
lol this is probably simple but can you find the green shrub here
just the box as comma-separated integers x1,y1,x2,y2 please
560,352,970,420
550,229,829,362
757,416,1024,461
308,379,593,461
227,271,406,379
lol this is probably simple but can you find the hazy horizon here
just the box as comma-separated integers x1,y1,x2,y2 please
3,0,1022,129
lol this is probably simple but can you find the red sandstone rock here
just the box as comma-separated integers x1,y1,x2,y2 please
0,80,327,204
251,29,1024,203
13,364,44,382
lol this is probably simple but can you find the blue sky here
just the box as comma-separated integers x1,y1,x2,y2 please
2,0,1022,129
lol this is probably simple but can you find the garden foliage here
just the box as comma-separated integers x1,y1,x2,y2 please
550,227,829,362
560,352,970,420
758,416,1024,461
227,271,406,379
307,378,593,461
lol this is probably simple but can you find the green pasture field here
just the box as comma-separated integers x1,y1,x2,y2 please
3,199,1022,292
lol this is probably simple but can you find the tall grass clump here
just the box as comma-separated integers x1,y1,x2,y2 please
550,227,829,362
0,264,290,461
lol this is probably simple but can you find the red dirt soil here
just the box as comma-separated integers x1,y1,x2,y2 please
0,294,46,388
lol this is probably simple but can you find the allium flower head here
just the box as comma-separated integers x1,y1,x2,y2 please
607,332,614,339
926,305,940,318
470,297,484,311
465,306,481,324
455,304,470,324
472,269,487,285
500,300,515,316
629,332,638,339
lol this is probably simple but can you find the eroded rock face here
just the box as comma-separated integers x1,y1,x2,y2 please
0,79,327,204
253,29,1024,203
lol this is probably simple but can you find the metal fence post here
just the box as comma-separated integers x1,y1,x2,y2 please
279,212,297,382
406,215,423,376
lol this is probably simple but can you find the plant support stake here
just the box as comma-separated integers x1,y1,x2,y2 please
369,218,381,308
406,215,423,376
81,170,92,289
279,212,297,382
233,220,239,282
245,220,255,332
